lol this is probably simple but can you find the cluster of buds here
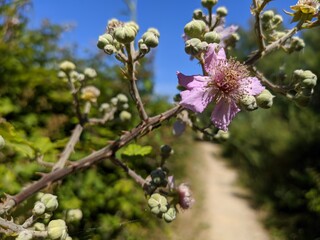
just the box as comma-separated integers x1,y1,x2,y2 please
58,61,97,83
261,10,283,32
183,3,237,57
292,69,318,107
99,93,131,122
238,88,274,112
138,28,160,54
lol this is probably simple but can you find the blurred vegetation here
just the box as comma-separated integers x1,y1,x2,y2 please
223,25,320,239
0,1,187,239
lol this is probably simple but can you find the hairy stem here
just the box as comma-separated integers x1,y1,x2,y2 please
0,105,183,213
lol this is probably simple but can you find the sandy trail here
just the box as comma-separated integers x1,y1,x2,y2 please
172,141,270,240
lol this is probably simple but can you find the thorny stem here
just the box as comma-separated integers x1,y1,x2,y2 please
52,124,84,171
110,157,146,187
245,22,303,66
125,42,149,121
252,0,267,51
0,104,183,214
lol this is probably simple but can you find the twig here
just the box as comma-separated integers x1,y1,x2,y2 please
110,157,146,187
67,75,83,125
252,0,266,51
0,104,183,213
89,106,117,125
125,42,149,121
245,22,303,66
52,124,84,171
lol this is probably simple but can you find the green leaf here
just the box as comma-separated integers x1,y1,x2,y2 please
122,143,152,157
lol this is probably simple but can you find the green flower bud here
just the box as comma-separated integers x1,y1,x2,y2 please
34,222,46,231
185,38,208,56
126,21,139,34
138,40,150,54
67,209,83,223
214,130,230,141
40,193,58,212
163,207,177,223
84,68,97,79
33,201,46,215
122,103,129,109
302,78,317,88
255,89,275,109
114,25,136,44
201,0,218,9
104,44,117,55
239,95,258,111
59,61,76,73
110,97,118,106
43,213,53,223
184,20,206,38
148,193,168,215
147,28,160,38
81,86,100,103
273,14,283,25
193,9,204,20
16,231,33,240
57,71,67,79
301,70,317,81
0,135,5,149
47,220,68,240
262,10,274,21
204,31,221,44
119,110,132,121
294,92,310,107
216,6,228,17
97,33,113,49
116,93,128,103
142,32,159,48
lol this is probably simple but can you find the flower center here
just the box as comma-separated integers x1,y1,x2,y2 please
209,58,250,95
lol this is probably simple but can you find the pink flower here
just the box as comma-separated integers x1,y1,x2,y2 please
177,183,195,210
178,43,264,131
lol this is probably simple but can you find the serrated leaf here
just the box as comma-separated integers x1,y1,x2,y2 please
122,143,152,157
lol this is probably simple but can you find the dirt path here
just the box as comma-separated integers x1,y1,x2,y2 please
171,141,270,240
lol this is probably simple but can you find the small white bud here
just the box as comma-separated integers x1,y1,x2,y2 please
40,193,59,212
47,220,68,240
16,231,33,240
67,209,83,223
33,201,46,215
59,61,76,73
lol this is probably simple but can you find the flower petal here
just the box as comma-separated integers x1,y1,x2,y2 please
211,99,240,131
239,77,265,96
177,72,210,90
204,44,226,73
180,87,213,113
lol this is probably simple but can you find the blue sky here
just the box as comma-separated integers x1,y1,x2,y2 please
29,0,296,98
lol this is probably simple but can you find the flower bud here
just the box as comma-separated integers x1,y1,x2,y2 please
114,25,136,44
116,93,128,103
184,20,206,38
204,31,221,44
126,21,139,34
138,40,150,54
0,135,5,149
185,38,208,56
104,44,117,55
34,222,46,231
216,6,228,17
177,183,195,209
201,0,218,9
163,207,177,223
150,169,167,186
110,97,118,106
40,193,58,212
84,68,97,79
302,78,317,88
81,86,100,103
261,10,274,21
273,14,283,26
239,95,258,111
255,89,275,109
148,193,168,215
16,231,33,240
119,111,131,121
67,209,83,223
214,130,230,141
33,201,46,215
59,61,76,73
97,33,113,49
142,32,159,48
294,92,310,107
147,28,160,38
47,220,68,240
193,9,204,20
160,145,173,157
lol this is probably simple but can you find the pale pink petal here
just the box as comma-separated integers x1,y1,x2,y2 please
177,72,210,90
180,88,213,113
239,77,265,96
219,25,238,40
204,43,226,73
211,98,240,131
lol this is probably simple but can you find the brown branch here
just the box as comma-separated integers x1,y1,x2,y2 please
0,104,183,213
52,124,84,171
252,0,267,51
125,43,149,121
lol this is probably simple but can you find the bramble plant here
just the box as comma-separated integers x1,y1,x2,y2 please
0,0,319,239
